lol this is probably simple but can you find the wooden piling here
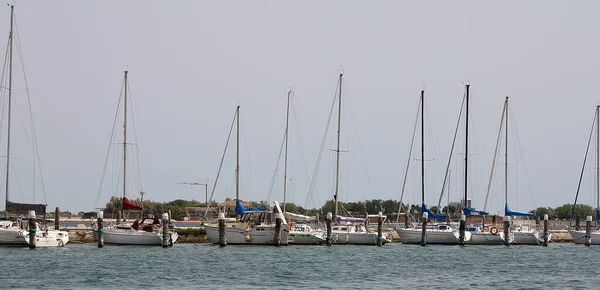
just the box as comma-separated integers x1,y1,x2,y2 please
325,212,332,246
377,211,383,246
503,216,510,246
54,207,60,230
575,216,581,230
97,211,104,248
274,213,282,246
420,212,428,246
492,214,497,226
542,214,549,247
404,213,410,228
218,212,227,247
168,210,172,223
585,215,592,246
161,213,169,248
28,210,36,249
117,210,122,224
459,214,466,245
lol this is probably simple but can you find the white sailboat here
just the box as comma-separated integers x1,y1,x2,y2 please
98,71,178,246
458,85,512,245
0,5,68,248
395,89,469,245
278,90,324,245
204,106,290,245
569,105,600,245
499,97,547,245
326,73,390,245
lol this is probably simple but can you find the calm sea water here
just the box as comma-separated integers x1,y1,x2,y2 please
1,243,598,289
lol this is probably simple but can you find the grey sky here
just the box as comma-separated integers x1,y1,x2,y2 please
1,1,599,213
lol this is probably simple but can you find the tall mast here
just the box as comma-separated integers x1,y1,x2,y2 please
464,84,469,209
283,90,291,213
123,71,128,201
334,73,343,219
5,5,14,214
596,105,600,212
421,90,425,205
236,105,240,201
505,96,509,206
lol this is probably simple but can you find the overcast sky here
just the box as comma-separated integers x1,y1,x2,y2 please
0,1,598,214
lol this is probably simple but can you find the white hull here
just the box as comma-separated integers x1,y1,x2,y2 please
0,227,69,247
569,230,600,245
330,231,389,245
288,232,325,245
468,231,513,245
512,230,546,245
396,228,471,245
0,227,28,245
102,229,179,246
34,230,70,248
205,224,289,245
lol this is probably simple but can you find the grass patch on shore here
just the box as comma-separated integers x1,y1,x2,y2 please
175,228,206,236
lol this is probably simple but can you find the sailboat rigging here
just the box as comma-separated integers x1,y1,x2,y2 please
0,5,69,247
569,105,600,245
204,106,289,245
396,89,470,245
94,71,177,246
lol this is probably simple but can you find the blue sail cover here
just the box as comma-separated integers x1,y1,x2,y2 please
464,206,489,216
422,203,447,220
504,203,533,217
235,200,267,215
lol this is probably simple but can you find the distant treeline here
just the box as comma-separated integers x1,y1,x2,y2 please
78,196,594,221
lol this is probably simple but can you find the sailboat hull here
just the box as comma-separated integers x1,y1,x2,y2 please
102,229,179,246
395,228,470,245
330,232,389,245
511,230,546,245
33,230,70,247
0,226,69,247
0,227,28,245
468,231,513,245
205,224,290,245
569,230,600,245
288,232,325,245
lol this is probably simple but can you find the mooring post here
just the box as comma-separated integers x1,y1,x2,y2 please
117,210,122,224
420,212,428,246
168,210,172,223
503,216,511,246
585,215,592,246
377,211,383,246
325,212,332,246
218,212,227,247
161,213,169,248
543,214,549,247
28,210,36,249
97,211,104,248
492,214,497,226
54,207,60,230
274,212,282,246
459,214,466,245
404,212,410,228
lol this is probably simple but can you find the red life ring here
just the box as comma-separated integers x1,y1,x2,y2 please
490,226,499,235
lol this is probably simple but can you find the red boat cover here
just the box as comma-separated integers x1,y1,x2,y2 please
123,197,144,211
